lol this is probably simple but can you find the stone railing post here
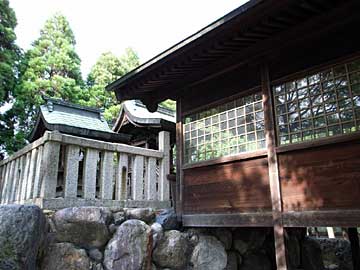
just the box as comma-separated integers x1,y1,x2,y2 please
132,155,144,200
116,154,128,200
158,131,170,201
99,151,115,200
64,145,80,198
40,140,61,199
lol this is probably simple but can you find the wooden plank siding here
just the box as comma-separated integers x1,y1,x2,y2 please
279,140,360,212
183,157,272,214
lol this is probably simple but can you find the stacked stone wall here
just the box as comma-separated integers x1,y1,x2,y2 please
0,205,352,270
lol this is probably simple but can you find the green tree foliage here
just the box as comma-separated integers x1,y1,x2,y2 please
0,0,20,105
81,49,140,123
160,99,176,111
0,0,21,158
10,13,83,151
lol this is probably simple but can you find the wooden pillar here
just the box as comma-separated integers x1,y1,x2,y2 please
175,98,183,218
348,228,360,270
327,227,335,239
158,131,170,201
261,64,288,270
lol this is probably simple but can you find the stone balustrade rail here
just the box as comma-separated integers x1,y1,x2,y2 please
0,131,171,209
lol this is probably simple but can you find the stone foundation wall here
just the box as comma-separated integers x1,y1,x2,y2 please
0,205,352,270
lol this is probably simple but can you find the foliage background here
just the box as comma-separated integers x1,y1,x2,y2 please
0,2,175,157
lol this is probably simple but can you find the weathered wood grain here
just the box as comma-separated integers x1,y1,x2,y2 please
183,157,271,214
279,141,360,212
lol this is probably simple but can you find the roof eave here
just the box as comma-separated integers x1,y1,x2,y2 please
105,0,264,93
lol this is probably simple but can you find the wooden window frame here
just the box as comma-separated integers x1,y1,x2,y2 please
272,53,360,153
181,87,267,169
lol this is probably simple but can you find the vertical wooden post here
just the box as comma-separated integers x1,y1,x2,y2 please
327,227,335,239
132,155,144,200
116,154,128,200
261,64,288,270
175,98,183,219
99,151,114,200
40,141,60,198
348,228,360,270
64,145,80,198
145,157,157,200
83,148,98,199
158,131,170,201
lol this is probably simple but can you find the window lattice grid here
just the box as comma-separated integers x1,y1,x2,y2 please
183,92,265,164
273,58,360,145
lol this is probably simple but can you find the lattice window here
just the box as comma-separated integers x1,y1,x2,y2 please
183,92,265,164
273,58,360,145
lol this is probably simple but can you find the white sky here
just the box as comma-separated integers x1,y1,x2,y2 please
9,0,248,77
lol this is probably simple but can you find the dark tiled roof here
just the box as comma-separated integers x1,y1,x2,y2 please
29,98,130,143
112,100,175,133
41,99,111,132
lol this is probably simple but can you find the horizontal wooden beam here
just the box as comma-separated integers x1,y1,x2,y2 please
283,210,360,227
276,131,360,154
182,210,360,228
182,149,267,170
182,212,273,227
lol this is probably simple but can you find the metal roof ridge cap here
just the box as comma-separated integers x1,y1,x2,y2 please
44,97,104,114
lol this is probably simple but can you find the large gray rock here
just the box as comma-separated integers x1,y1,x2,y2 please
153,230,191,269
113,211,126,225
103,219,151,270
155,208,181,230
53,207,111,249
0,204,47,270
233,228,268,255
317,238,353,270
185,228,210,246
190,235,227,270
151,222,164,248
225,251,239,270
240,252,271,270
88,248,103,263
302,237,325,270
213,228,233,250
41,242,91,270
125,208,155,224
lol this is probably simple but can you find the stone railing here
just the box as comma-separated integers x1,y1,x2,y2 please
0,131,171,209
